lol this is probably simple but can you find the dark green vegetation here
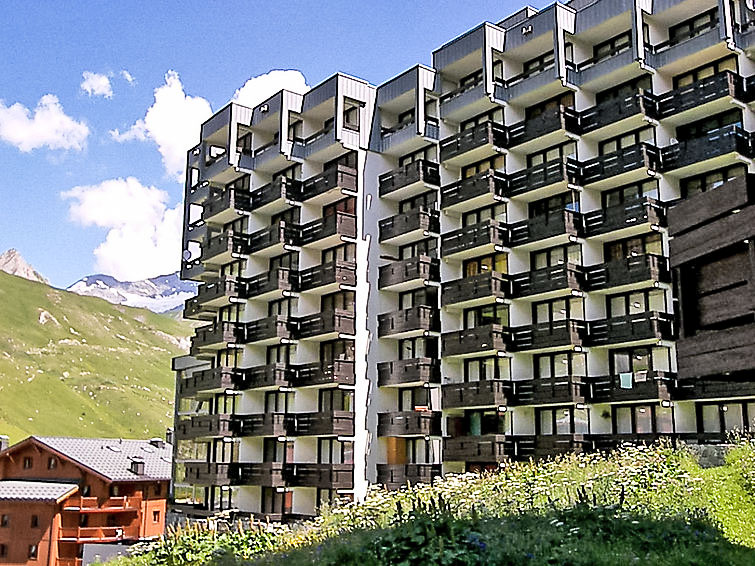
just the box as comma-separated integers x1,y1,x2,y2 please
0,271,193,442
115,440,755,566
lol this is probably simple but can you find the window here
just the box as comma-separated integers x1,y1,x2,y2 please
463,253,508,276
267,343,297,364
596,75,652,105
399,190,437,214
592,31,631,64
398,337,437,360
153,510,161,523
528,191,580,218
608,289,667,318
0,544,6,557
274,162,302,182
155,484,162,496
28,545,38,560
462,154,505,178
520,50,555,80
463,304,509,329
603,180,659,209
319,389,353,412
321,290,355,313
322,242,356,263
614,405,673,434
673,56,737,88
610,346,672,377
288,119,303,142
318,439,354,464
525,92,575,120
323,196,356,217
460,108,503,131
269,251,299,271
680,165,745,198
526,142,576,168
30,515,38,528
343,106,360,131
399,237,437,260
268,297,298,317
47,456,58,470
599,127,654,155
264,391,292,413
535,352,587,378
464,357,511,381
534,297,584,324
462,203,507,227
676,109,741,142
0,515,8,527
668,9,718,47
538,407,589,435
532,244,582,270
605,233,663,261
321,339,355,362
459,69,483,89
398,287,436,310
399,146,434,168
270,206,300,226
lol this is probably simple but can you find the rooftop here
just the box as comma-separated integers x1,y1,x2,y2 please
0,480,78,502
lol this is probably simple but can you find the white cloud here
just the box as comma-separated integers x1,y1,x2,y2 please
109,70,213,183
80,71,113,99
232,69,309,108
0,94,89,152
120,70,135,85
61,177,182,281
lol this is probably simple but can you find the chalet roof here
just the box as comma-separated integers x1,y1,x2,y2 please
0,480,77,502
31,437,172,482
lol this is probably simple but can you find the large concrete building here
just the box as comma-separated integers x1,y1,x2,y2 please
172,0,755,521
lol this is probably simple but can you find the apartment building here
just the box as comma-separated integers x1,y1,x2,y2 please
174,0,755,520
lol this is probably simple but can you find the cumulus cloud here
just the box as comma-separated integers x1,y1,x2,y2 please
0,94,89,152
61,177,182,281
109,70,213,182
232,69,309,108
80,71,113,99
120,70,135,84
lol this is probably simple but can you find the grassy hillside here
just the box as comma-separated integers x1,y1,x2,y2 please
0,271,193,443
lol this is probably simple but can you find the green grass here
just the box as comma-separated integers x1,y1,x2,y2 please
0,271,193,443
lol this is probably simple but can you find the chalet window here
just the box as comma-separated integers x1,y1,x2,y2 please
700,402,755,434
535,352,587,378
465,410,507,435
28,544,38,560
30,515,38,528
599,126,654,155
155,484,162,496
0,544,6,557
399,237,437,260
668,9,718,47
680,164,746,198
463,252,508,276
399,387,432,411
532,244,582,270
603,180,659,208
596,75,652,105
0,514,8,527
462,203,507,227
593,31,631,64
152,510,160,523
673,56,737,88
528,191,580,218
537,407,589,435
460,108,503,131
525,92,575,120
464,357,511,381
322,242,356,263
676,109,741,141
462,154,505,178
398,337,437,360
527,142,576,168
463,303,509,329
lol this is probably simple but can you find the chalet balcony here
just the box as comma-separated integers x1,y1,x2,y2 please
233,413,288,437
183,462,233,486
440,170,508,213
287,410,355,436
248,222,299,257
300,165,358,205
509,210,583,249
443,434,509,463
284,463,353,489
534,434,589,458
512,319,587,352
233,362,293,390
439,121,506,166
588,311,675,346
441,380,512,410
243,268,296,300
290,359,356,387
441,324,512,358
377,305,440,339
241,315,294,345
441,219,509,259
178,366,236,398
511,376,587,406
378,206,440,245
659,125,755,175
59,526,139,543
577,144,661,189
203,188,252,226
63,496,141,513
248,177,303,215
175,413,234,441
511,263,584,299
377,357,441,387
587,371,676,403
202,232,247,265
377,411,442,437
583,198,666,240
191,321,242,352
377,463,442,489
506,106,580,151
298,260,356,294
299,212,357,248
378,255,440,291
655,71,746,123
231,462,286,488
580,91,658,135
441,271,511,308
297,309,355,340
584,254,670,292
379,159,440,200
508,158,577,199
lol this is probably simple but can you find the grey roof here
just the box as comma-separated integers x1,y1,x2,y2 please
34,437,173,482
0,480,78,502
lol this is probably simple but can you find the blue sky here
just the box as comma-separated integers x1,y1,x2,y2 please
0,0,539,288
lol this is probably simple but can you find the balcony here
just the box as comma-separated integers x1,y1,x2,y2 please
299,212,357,248
191,321,241,352
509,210,583,249
512,376,587,406
440,78,491,122
660,125,755,176
297,309,355,340
241,315,295,345
583,198,666,240
588,311,675,346
287,410,355,436
377,411,442,437
441,219,509,259
249,177,303,215
248,222,299,257
442,380,512,410
233,413,288,437
507,106,580,151
59,525,139,543
587,371,676,403
580,91,658,136
379,206,439,245
284,463,353,489
233,363,292,390
202,232,247,265
64,496,141,513
298,260,356,294
497,65,563,106
585,254,671,293
291,127,340,161
646,26,725,74
183,461,233,486
244,268,296,300
181,258,210,282
568,48,636,91
379,160,440,200
178,366,236,398
175,413,234,441
203,189,252,226
378,256,440,291
440,170,509,213
232,462,286,487
377,463,442,489
656,71,746,124
377,305,440,339
441,271,510,309
535,435,589,458
194,276,240,308
377,357,441,387
439,121,506,166
512,319,587,352
300,165,358,205
577,144,661,189
290,359,355,387
443,434,508,463
511,263,584,299
441,324,512,358
508,158,577,199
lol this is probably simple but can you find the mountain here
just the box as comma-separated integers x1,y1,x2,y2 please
0,249,49,285
0,270,194,444
67,272,197,313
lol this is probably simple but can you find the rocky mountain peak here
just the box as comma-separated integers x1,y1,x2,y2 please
0,249,49,284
